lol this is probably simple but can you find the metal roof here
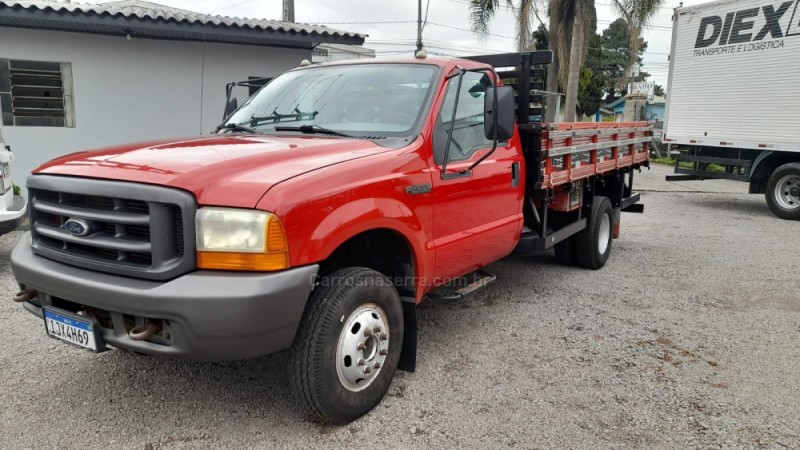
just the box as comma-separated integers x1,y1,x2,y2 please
0,0,366,48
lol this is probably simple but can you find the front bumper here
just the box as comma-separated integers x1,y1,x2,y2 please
0,194,26,235
11,234,318,361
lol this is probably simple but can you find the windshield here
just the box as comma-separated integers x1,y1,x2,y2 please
224,64,438,144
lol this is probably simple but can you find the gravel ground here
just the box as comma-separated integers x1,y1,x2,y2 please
1,164,798,449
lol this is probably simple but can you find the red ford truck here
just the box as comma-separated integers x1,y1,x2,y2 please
10,51,649,423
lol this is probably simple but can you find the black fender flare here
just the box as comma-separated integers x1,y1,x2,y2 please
749,151,775,181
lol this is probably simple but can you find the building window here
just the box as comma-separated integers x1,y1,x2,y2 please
248,76,271,97
0,59,75,127
312,47,329,57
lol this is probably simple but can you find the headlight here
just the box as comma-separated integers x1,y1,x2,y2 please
195,207,289,271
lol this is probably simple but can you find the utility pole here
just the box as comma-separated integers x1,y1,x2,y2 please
283,0,295,22
416,0,423,52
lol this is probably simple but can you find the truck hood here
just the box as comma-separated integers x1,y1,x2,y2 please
35,134,388,208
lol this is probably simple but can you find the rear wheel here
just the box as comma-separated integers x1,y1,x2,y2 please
574,196,614,270
765,163,800,220
290,267,403,424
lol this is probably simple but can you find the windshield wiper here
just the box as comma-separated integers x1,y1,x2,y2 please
215,123,257,134
274,125,361,139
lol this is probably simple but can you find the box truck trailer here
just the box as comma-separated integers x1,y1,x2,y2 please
662,0,800,219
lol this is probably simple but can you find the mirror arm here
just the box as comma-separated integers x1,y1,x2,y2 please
222,82,235,122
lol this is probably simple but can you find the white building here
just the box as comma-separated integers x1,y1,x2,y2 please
312,43,375,63
0,0,365,182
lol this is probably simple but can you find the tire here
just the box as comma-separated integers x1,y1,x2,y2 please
573,196,614,270
765,163,800,220
290,267,404,424
553,236,578,266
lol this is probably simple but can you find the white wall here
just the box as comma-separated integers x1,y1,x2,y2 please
0,27,309,184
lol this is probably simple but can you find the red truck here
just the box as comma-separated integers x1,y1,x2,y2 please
11,51,649,423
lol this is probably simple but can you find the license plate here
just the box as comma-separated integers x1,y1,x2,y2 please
43,308,102,351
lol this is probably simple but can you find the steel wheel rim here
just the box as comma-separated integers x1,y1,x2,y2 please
336,303,390,392
598,213,611,255
774,175,800,211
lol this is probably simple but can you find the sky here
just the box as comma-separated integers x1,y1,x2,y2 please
100,0,717,88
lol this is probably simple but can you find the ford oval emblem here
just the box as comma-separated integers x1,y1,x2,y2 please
64,218,92,237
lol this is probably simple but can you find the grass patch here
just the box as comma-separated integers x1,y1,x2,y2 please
650,157,727,173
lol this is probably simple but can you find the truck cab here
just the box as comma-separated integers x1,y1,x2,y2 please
0,127,27,235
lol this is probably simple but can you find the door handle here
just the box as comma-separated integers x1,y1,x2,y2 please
511,162,520,187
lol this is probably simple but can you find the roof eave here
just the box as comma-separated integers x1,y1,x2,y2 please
0,5,365,47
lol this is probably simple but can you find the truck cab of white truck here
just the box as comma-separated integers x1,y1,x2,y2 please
0,127,27,235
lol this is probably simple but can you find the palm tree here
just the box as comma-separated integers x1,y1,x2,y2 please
470,0,664,121
469,0,560,120
553,0,595,121
469,0,540,52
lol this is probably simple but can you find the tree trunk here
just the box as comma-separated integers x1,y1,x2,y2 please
564,13,584,122
545,17,560,122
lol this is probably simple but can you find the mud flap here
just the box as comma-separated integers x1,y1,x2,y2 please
398,298,417,372
612,207,621,239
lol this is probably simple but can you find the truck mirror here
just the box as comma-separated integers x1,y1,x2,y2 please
484,86,514,142
225,97,238,118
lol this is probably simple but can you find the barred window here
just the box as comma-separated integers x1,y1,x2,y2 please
312,47,329,57
0,59,75,128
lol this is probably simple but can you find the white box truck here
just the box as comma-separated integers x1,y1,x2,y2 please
663,0,800,219
0,127,26,234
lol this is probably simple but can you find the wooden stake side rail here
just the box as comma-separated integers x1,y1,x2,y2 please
538,121,651,189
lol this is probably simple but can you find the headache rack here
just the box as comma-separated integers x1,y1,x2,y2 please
466,51,650,254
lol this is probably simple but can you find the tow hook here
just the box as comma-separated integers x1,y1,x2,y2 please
129,322,161,341
13,289,38,303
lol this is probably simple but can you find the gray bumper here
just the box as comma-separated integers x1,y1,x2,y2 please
11,234,317,361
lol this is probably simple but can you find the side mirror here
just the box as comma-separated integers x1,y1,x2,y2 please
224,97,238,118
484,86,515,142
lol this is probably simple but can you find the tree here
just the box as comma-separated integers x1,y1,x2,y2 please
532,23,548,50
470,0,665,120
469,0,543,52
584,18,664,103
577,67,605,117
555,0,596,121
469,0,559,120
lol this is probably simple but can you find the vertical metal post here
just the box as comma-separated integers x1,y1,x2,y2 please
283,0,295,22
416,0,423,52
518,53,531,124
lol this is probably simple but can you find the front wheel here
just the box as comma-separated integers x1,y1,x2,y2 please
765,163,800,220
290,267,404,424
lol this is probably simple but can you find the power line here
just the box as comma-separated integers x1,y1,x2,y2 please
315,0,403,39
318,21,417,24
427,21,515,39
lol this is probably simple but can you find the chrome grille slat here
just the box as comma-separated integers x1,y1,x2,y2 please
34,223,152,253
32,198,151,225
27,175,197,281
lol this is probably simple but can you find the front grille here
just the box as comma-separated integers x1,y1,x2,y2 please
28,175,197,281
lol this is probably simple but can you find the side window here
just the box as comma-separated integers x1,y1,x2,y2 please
433,71,493,165
0,59,75,128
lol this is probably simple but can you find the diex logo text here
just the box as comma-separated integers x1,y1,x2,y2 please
694,0,800,52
